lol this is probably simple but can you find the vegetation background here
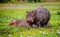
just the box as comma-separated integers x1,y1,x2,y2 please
0,0,60,37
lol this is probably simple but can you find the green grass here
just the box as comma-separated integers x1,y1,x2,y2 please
0,2,60,37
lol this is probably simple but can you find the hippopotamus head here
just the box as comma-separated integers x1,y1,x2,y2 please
26,11,35,23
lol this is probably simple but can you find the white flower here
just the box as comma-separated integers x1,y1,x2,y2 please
42,32,48,34
57,30,60,34
20,35,23,37
9,34,12,37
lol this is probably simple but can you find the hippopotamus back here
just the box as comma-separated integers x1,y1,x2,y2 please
34,7,50,27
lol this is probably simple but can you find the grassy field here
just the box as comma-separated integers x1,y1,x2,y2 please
0,2,60,37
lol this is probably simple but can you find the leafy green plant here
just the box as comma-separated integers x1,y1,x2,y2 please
57,11,60,15
0,0,10,3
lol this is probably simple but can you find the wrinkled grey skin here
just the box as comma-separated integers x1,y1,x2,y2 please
34,7,50,27
26,7,50,27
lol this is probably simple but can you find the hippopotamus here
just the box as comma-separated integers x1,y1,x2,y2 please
19,19,31,28
9,20,22,27
26,7,50,27
9,19,31,28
